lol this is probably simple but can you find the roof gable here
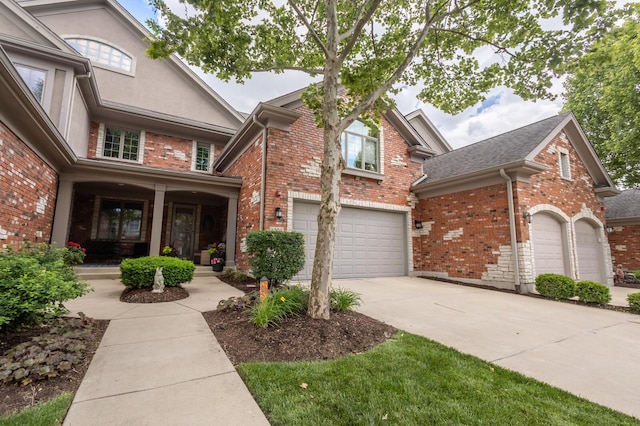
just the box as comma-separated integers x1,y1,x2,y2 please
405,109,452,155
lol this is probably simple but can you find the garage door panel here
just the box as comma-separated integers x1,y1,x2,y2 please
575,220,603,283
532,213,566,276
293,202,406,280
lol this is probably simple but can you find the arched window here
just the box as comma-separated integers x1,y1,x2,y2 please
341,120,379,172
65,38,133,73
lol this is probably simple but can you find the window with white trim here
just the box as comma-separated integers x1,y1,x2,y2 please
341,120,380,172
558,148,571,179
97,124,144,163
65,38,133,73
15,64,46,103
192,141,213,172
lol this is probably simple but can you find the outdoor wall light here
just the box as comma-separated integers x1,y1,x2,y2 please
414,220,423,229
606,225,614,234
523,212,532,224
275,207,283,219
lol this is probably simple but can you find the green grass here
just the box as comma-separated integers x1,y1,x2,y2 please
238,332,639,425
0,392,73,426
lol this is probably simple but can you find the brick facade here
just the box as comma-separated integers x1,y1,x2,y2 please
0,121,58,247
225,104,425,272
415,130,612,289
608,224,640,271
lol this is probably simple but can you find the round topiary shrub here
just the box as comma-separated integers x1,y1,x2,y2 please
535,273,575,300
628,292,640,314
575,280,611,304
120,256,195,288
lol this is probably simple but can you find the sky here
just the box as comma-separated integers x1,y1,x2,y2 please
120,0,581,149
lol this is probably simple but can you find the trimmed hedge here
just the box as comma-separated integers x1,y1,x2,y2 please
246,230,305,287
535,273,575,300
0,243,91,331
628,292,640,314
120,256,195,288
575,280,611,304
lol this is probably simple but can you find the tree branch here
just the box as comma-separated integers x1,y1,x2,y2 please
287,0,330,58
247,66,324,75
337,0,384,63
431,27,516,57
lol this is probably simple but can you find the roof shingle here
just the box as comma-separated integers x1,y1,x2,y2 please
604,189,640,220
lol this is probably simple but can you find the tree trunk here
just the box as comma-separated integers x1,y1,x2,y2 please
307,0,341,320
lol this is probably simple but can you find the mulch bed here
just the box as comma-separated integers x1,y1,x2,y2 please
120,286,189,303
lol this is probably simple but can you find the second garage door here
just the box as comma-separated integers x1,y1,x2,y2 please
292,202,407,280
575,220,604,283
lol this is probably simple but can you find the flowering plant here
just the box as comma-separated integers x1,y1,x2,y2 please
208,242,226,258
64,241,86,266
161,244,179,257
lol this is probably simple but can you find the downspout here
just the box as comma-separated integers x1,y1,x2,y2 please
253,114,267,230
500,169,522,294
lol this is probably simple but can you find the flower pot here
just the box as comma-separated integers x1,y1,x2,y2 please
211,256,224,272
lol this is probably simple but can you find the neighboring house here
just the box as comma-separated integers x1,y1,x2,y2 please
605,189,640,271
412,113,619,291
0,0,622,292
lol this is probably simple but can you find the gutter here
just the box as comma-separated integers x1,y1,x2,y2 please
253,115,267,230
500,169,522,294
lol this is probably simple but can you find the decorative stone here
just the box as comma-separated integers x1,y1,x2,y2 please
152,267,165,293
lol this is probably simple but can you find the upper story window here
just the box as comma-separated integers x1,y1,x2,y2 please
558,148,571,179
65,37,133,73
97,123,145,163
15,64,46,103
192,142,212,172
341,120,379,172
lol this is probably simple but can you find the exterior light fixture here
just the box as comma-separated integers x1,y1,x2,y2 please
523,212,532,224
606,225,613,234
275,207,283,219
414,220,423,229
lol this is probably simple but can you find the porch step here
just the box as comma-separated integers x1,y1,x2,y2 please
75,265,219,280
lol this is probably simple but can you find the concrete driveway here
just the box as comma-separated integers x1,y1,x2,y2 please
338,277,640,419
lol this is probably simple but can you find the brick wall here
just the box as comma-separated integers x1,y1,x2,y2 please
225,104,424,272
608,224,640,270
0,121,58,247
88,122,224,173
415,184,511,280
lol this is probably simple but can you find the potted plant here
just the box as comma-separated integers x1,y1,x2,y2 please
208,242,226,272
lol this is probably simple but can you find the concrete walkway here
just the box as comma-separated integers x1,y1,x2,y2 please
338,277,640,419
62,276,269,426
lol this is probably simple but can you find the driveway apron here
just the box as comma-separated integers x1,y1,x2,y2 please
339,276,640,419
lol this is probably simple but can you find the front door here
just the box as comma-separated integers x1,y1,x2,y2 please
171,205,195,260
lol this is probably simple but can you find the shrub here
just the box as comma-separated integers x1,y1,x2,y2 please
246,230,305,287
330,288,362,312
575,281,611,304
535,273,575,300
628,292,640,314
120,256,195,288
0,243,91,331
633,270,640,280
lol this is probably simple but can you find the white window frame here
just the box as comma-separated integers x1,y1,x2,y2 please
191,141,214,172
97,123,145,164
63,35,136,76
11,55,55,111
558,147,571,180
341,120,385,180
15,64,47,104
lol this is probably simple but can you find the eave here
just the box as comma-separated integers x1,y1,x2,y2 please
412,160,548,198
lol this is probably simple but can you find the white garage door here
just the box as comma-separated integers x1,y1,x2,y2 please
292,202,406,280
532,213,567,275
575,220,604,283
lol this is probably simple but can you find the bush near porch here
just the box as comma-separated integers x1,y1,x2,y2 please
120,257,195,288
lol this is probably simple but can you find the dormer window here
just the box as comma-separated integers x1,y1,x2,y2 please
65,37,134,73
341,120,379,172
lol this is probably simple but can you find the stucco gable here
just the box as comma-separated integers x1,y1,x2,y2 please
18,0,244,129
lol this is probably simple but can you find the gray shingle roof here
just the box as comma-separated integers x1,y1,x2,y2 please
421,113,570,183
604,189,640,220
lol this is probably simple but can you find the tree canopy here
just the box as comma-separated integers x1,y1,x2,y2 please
563,3,640,189
147,0,611,318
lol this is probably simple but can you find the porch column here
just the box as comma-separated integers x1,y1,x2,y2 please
51,177,73,247
225,195,238,267
149,184,166,256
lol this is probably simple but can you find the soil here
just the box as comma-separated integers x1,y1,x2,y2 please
0,274,396,418
0,318,109,417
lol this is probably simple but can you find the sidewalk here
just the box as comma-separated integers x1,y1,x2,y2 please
63,276,269,426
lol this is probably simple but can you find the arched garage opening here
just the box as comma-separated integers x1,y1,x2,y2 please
531,212,569,276
574,219,605,283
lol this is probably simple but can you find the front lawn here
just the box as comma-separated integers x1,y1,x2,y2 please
239,332,639,425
